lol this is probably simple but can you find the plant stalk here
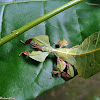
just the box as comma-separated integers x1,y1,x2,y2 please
0,0,84,46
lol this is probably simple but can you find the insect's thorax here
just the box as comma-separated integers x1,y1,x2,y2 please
41,46,54,52
52,48,68,60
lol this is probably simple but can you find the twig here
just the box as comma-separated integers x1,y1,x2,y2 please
0,0,84,46
86,2,100,7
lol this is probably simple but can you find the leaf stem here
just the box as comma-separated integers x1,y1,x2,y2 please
0,0,84,46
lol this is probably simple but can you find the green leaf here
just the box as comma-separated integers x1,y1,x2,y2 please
0,0,100,99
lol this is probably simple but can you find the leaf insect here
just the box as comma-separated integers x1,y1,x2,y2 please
20,35,74,78
20,31,100,79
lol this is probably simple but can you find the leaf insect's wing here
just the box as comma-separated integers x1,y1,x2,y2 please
58,39,68,47
57,58,66,72
67,63,74,77
56,58,72,78
23,51,49,62
32,35,50,46
56,31,100,78
61,72,71,77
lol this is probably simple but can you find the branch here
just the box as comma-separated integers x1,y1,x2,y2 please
0,0,84,46
86,2,100,7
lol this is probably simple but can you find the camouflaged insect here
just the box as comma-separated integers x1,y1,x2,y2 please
20,31,100,79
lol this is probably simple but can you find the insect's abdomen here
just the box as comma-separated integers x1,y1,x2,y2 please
53,32,100,78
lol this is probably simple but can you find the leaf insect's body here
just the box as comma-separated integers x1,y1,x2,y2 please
20,31,100,79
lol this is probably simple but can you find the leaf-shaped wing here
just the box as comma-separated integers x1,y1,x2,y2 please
23,51,49,62
32,35,50,46
67,63,74,77
55,31,100,78
57,58,66,72
29,51,49,62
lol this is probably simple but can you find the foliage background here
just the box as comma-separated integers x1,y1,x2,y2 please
0,0,100,100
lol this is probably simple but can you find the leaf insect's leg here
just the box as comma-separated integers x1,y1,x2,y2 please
20,38,43,51
20,38,32,44
50,71,61,79
61,71,68,77
53,42,56,45
53,42,59,46
19,52,23,56
31,44,43,51
20,40,25,44
19,39,32,56
53,42,60,48
61,71,71,78
19,51,30,56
